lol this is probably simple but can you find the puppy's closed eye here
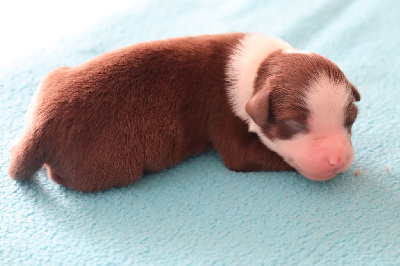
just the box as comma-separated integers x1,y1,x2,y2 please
275,119,308,139
283,119,308,132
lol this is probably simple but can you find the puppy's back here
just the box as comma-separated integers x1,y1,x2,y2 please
9,33,244,191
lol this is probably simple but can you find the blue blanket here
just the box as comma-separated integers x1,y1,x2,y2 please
1,0,399,264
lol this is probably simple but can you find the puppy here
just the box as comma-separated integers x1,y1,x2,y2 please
8,33,360,192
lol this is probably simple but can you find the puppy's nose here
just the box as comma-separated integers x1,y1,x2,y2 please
327,155,347,170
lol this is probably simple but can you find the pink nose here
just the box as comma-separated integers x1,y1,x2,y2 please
327,155,347,171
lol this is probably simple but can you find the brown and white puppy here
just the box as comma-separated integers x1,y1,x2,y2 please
8,33,360,192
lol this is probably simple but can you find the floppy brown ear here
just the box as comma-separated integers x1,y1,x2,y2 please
245,88,270,128
350,83,361,101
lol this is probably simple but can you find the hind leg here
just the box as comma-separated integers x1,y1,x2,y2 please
46,166,63,184
45,158,144,192
45,166,81,190
46,163,144,192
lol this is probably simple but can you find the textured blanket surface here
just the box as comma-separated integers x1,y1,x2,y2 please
1,0,400,264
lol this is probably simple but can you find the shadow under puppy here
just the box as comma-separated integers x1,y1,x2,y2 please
9,33,361,192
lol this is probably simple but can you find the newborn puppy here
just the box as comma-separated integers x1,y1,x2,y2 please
8,33,360,192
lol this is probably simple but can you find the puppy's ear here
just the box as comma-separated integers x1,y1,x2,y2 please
245,88,270,128
350,83,361,102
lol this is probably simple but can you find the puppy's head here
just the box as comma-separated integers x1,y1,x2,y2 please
246,50,361,181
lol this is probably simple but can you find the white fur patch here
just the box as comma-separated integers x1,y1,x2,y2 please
283,49,311,55
225,33,292,123
306,75,351,134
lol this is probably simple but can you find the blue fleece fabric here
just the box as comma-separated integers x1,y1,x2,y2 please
1,0,400,264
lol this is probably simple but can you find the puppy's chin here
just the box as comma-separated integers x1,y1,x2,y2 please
292,163,352,182
298,170,338,181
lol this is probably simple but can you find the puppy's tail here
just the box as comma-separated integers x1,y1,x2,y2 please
8,130,46,181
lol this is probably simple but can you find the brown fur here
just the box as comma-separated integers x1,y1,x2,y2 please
9,33,293,192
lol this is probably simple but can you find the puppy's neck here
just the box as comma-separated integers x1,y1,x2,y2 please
225,33,292,126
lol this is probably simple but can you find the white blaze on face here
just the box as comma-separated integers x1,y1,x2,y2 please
264,75,354,180
307,75,351,135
